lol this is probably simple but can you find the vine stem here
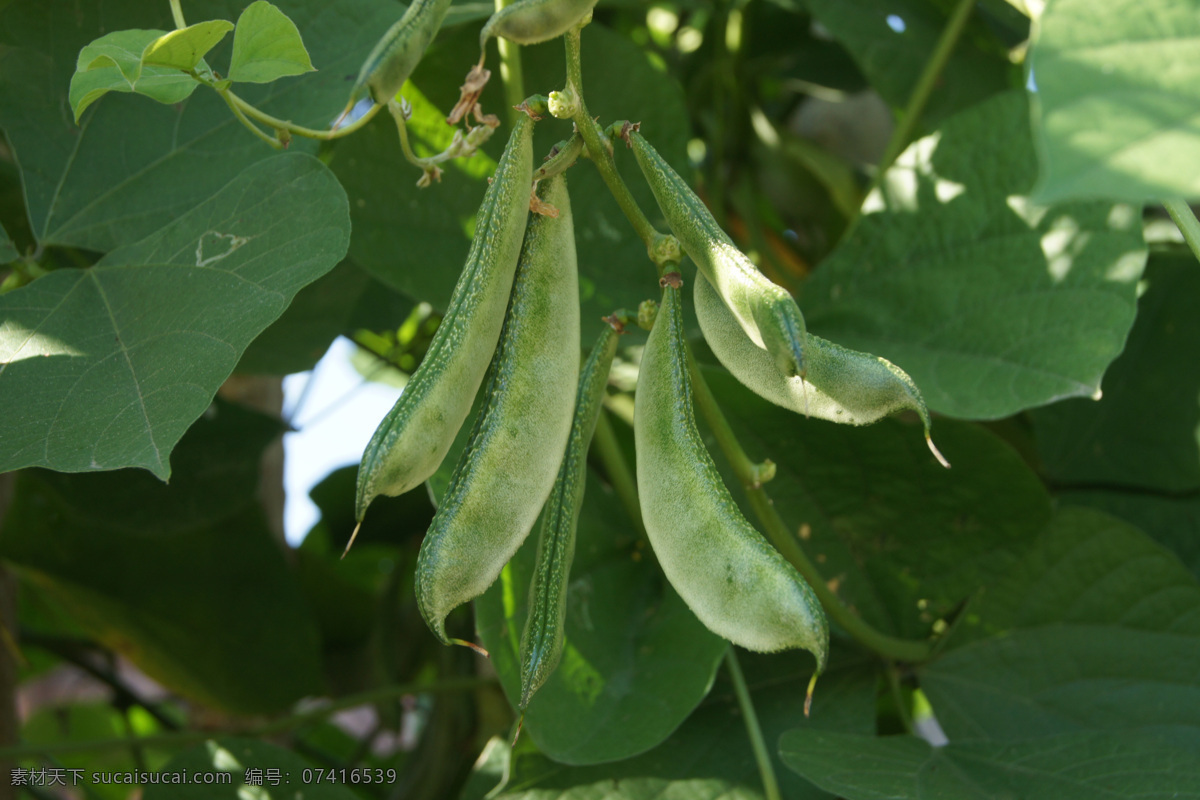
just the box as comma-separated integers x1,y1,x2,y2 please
1164,199,1200,264
0,676,492,759
685,352,933,663
849,0,975,237
877,0,975,174
725,649,782,800
220,88,382,142
169,0,186,28
563,26,671,273
590,409,647,541
494,0,526,124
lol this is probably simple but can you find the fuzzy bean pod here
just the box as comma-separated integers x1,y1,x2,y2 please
518,324,619,708
355,114,534,523
416,175,581,644
635,282,828,665
479,0,598,48
694,272,950,467
351,0,454,105
629,131,808,379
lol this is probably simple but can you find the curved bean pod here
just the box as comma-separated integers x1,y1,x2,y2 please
479,0,598,48
694,272,950,467
350,0,454,105
518,324,620,708
629,130,808,379
635,281,828,665
416,175,581,644
355,114,534,523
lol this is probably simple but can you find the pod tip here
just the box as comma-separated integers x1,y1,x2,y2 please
926,433,951,469
450,638,491,658
512,712,526,747
804,673,819,717
341,522,362,559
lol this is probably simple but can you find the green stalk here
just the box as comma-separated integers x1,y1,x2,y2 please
564,26,674,272
1164,199,1200,264
876,0,975,175
169,0,186,28
221,88,382,142
591,409,647,541
848,0,976,239
725,649,781,800
686,353,933,663
495,0,526,123
0,676,492,759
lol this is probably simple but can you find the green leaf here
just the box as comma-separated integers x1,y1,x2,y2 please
0,401,324,714
141,20,235,72
1032,254,1200,492
475,470,729,765
801,90,1148,419
489,648,877,798
1029,0,1200,202
0,0,391,252
707,368,1051,639
920,507,1200,742
779,729,1200,800
801,0,1017,127
146,738,358,799
331,21,689,340
0,154,349,479
228,1,316,84
236,261,371,375
1055,490,1200,579
68,29,203,121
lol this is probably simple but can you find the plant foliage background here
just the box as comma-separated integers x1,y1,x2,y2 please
1,0,1198,797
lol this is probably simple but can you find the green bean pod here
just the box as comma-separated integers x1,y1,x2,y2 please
518,324,620,708
351,0,454,105
635,282,828,665
416,175,581,644
629,131,808,379
355,114,534,523
479,0,598,48
694,272,950,467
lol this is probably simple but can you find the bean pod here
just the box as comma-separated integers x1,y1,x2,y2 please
355,114,534,523
694,272,950,467
629,130,808,379
350,0,454,105
479,0,598,48
635,281,828,665
518,324,620,708
416,175,581,644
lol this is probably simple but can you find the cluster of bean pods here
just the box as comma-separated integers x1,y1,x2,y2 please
349,0,949,712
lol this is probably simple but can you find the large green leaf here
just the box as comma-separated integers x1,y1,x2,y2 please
779,729,1200,800
1056,489,1200,579
146,738,358,799
0,154,349,478
474,470,729,765
801,90,1147,420
920,507,1200,742
707,368,1051,639
235,261,371,375
486,648,877,798
330,21,688,339
228,1,316,84
1029,0,1200,203
802,0,1016,127
0,401,325,714
0,0,392,252
1032,254,1200,491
